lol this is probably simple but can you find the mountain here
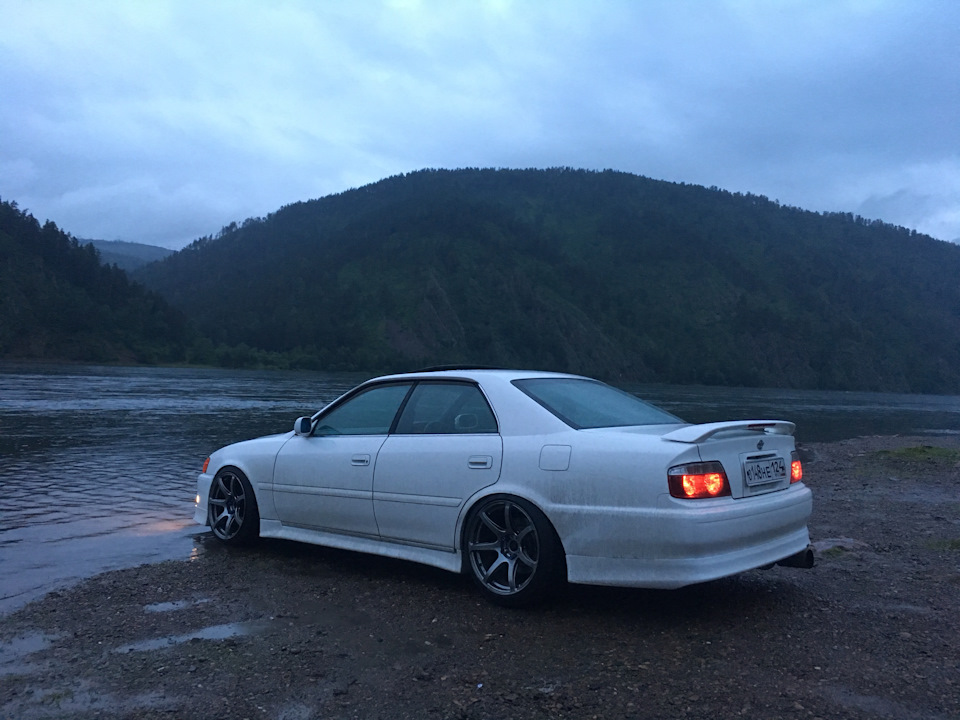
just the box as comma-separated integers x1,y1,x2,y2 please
128,167,959,393
0,199,192,363
85,239,173,272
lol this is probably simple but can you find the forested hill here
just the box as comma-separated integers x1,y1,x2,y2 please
0,199,191,363
134,168,960,393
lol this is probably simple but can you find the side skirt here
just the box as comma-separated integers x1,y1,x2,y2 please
258,519,464,574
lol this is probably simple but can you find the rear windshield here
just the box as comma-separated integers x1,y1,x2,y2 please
513,378,683,429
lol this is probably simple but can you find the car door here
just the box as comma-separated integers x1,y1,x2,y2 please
273,382,413,536
373,381,502,549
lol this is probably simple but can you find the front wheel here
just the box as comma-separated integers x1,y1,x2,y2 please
464,496,563,607
208,468,260,545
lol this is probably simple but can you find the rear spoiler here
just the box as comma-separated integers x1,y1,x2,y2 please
663,420,796,444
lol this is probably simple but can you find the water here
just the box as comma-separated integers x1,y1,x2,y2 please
0,363,361,615
1,363,958,615
621,383,960,444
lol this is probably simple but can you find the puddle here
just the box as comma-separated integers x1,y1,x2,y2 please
143,598,211,613
113,620,271,653
892,486,960,505
0,631,57,676
812,537,870,553
876,602,935,616
9,685,176,716
820,684,927,719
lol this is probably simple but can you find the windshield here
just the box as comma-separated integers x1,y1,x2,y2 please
513,378,683,429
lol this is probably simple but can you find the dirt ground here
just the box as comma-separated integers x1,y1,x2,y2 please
2,435,959,720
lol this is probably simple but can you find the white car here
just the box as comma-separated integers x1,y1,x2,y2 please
195,369,813,605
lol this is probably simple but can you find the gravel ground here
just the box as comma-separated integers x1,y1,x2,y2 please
2,435,959,720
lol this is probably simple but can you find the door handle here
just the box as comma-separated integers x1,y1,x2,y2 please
351,454,371,466
468,456,493,469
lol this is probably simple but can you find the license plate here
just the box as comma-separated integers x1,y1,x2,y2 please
743,456,787,486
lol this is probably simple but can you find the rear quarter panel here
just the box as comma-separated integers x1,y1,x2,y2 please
478,428,702,559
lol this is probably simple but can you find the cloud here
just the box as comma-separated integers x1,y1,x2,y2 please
852,159,960,240
1,0,958,247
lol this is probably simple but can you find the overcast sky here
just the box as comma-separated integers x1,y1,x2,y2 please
1,0,958,249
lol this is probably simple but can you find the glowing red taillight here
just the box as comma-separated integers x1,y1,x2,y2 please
668,461,731,499
790,451,802,483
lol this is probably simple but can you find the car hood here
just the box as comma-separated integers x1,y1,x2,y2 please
209,431,294,463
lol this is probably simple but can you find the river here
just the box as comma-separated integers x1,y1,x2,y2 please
2,363,958,614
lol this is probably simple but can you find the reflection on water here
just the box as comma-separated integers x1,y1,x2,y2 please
1,362,958,615
113,620,272,653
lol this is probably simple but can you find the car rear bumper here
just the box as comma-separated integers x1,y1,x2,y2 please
561,483,813,589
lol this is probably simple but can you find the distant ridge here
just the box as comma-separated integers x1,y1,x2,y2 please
134,168,960,393
85,239,173,272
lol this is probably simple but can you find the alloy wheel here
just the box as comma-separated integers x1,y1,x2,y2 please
467,499,541,597
208,470,247,541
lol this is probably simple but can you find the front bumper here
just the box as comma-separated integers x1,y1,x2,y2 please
193,472,214,526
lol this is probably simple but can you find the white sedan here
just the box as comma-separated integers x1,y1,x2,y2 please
195,369,813,605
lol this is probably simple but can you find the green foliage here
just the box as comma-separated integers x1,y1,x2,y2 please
926,539,960,552
131,168,960,391
873,446,960,465
0,198,191,363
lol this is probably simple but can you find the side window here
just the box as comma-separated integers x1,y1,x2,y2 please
395,382,498,434
313,383,412,436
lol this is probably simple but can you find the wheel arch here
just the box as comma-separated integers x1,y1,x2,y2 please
456,488,568,576
207,451,279,522
208,462,259,509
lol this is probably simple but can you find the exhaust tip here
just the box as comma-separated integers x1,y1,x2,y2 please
776,546,815,569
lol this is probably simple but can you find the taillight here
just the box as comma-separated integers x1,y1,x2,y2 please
668,461,731,499
202,457,210,474
790,451,802,483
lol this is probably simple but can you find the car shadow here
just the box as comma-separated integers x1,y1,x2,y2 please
195,530,813,625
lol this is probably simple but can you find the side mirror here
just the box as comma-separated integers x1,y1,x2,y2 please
293,417,312,436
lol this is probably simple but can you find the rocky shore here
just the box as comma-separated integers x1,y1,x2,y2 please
2,435,959,720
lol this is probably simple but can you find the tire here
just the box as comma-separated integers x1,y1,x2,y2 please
464,495,563,607
207,467,260,545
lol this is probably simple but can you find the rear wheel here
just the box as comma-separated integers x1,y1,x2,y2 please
208,468,259,545
464,496,562,607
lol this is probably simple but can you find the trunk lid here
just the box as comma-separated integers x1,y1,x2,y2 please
664,420,797,499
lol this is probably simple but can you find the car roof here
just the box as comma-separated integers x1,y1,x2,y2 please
360,369,591,435
370,368,587,384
